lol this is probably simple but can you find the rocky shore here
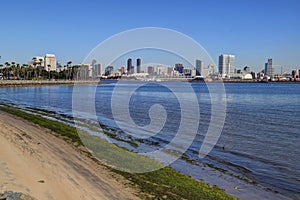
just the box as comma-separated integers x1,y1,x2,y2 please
0,191,36,200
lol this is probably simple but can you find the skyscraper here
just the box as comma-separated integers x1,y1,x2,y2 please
94,64,102,77
195,60,203,76
218,54,235,78
136,58,141,73
264,58,274,77
127,58,132,74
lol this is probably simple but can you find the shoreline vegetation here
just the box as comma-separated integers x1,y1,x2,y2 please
0,105,237,200
0,80,104,87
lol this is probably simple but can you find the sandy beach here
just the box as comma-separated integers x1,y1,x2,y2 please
0,110,138,200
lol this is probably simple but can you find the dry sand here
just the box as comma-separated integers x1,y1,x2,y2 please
0,111,138,200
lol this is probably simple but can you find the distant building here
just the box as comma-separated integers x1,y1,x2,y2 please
147,66,155,75
157,65,163,75
119,66,126,75
244,66,250,73
105,66,114,76
201,64,214,78
265,58,274,77
174,63,184,74
94,64,102,77
44,54,57,71
136,58,141,73
183,68,191,76
77,64,92,80
218,54,235,78
127,58,133,74
191,69,196,77
167,66,173,76
195,60,203,76
243,74,253,80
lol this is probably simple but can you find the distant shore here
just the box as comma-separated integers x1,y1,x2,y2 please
0,79,299,87
0,80,105,87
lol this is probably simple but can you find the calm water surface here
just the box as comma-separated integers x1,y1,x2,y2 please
0,82,299,199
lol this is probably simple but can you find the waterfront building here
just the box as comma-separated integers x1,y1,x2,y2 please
147,66,155,75
243,74,253,80
44,54,57,71
76,64,92,80
105,66,114,76
167,66,173,76
119,66,126,75
191,69,196,77
195,60,203,76
201,65,214,78
157,65,163,75
94,64,102,77
218,54,235,78
136,58,141,73
183,68,191,76
265,59,274,77
174,63,184,74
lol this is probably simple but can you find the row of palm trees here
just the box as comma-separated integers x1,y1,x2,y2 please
0,60,82,81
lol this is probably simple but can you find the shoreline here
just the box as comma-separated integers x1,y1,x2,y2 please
0,106,237,200
0,109,138,200
0,104,292,200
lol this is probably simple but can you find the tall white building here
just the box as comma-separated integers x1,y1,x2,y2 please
218,54,235,78
44,54,57,71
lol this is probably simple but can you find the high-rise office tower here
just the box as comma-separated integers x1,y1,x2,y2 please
195,60,203,76
136,58,141,73
127,58,132,74
264,58,274,77
218,54,235,78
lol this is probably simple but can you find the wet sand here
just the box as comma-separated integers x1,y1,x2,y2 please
0,111,138,200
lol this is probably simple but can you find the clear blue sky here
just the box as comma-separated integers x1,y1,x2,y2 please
1,0,299,72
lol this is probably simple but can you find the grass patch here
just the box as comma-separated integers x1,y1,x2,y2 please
0,105,82,145
0,105,237,200
114,167,236,200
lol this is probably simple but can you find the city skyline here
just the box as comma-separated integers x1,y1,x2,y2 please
1,0,300,72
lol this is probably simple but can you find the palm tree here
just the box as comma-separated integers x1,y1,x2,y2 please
4,62,10,79
47,64,51,80
67,61,72,80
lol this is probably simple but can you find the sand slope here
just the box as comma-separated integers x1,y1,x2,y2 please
0,111,138,200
